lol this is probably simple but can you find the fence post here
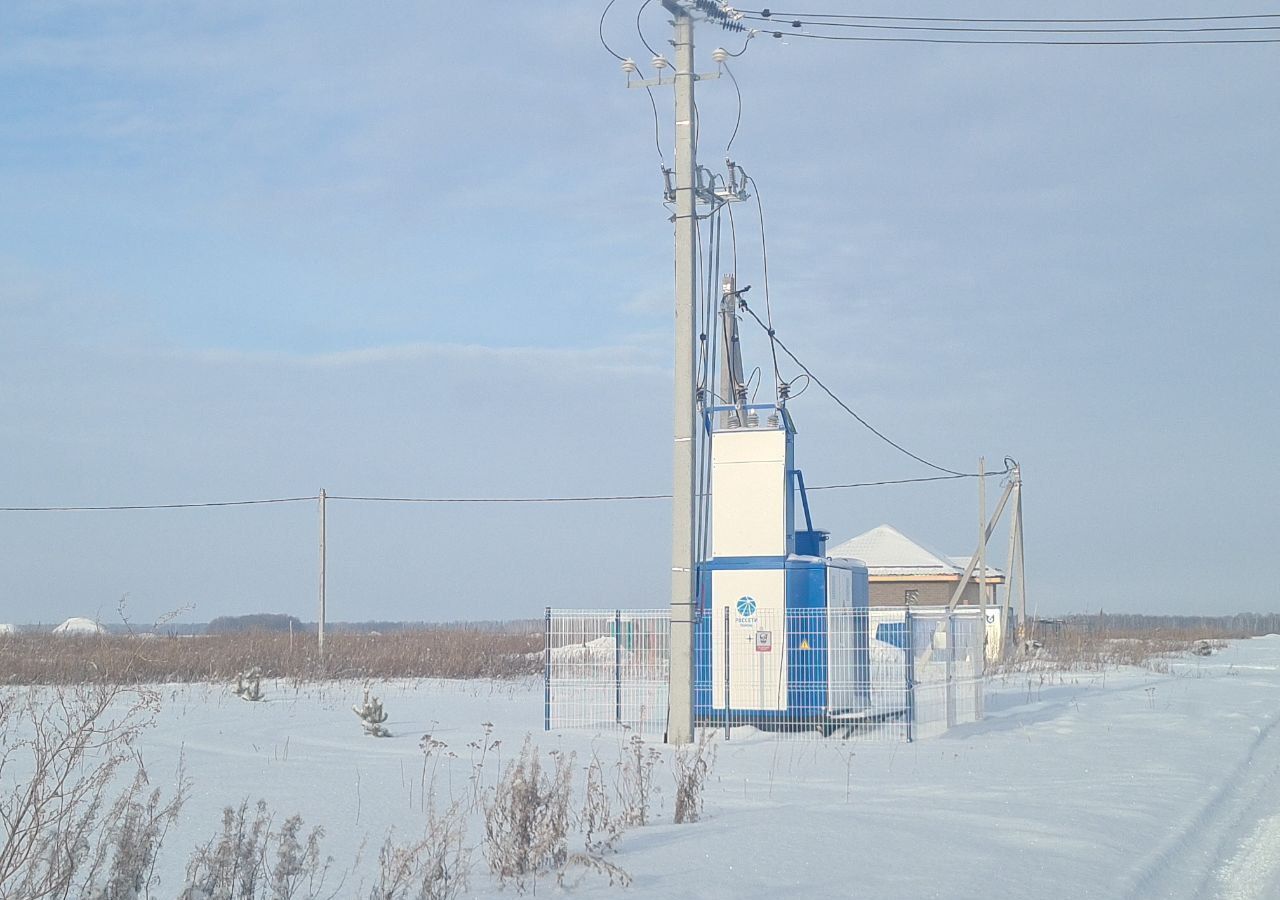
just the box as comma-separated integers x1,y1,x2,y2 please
974,612,985,721
615,609,623,725
723,605,731,741
543,607,552,732
904,608,916,743
945,612,956,729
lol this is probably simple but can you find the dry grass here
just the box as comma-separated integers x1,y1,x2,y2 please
0,629,541,685
1000,619,1235,675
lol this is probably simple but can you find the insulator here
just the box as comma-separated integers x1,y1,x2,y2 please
712,47,728,64
767,414,780,428
652,54,670,70
621,57,638,75
728,414,742,429
746,411,760,428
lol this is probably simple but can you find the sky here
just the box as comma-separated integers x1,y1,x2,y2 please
0,1,1277,626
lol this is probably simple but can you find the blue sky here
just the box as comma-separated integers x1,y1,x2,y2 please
1,1,1277,625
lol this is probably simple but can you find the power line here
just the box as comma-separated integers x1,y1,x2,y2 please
0,496,318,512
807,474,970,490
735,298,985,477
636,0,660,58
753,28,1280,45
741,15,1280,35
745,175,783,400
328,493,672,504
598,0,626,60
744,8,1280,25
0,471,1013,512
723,61,743,152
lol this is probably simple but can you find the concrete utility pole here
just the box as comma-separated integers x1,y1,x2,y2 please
978,458,988,670
667,1,697,746
318,487,327,661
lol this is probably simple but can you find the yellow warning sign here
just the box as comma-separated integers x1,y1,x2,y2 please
799,639,810,650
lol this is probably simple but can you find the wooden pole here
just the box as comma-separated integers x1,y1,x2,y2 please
318,488,326,661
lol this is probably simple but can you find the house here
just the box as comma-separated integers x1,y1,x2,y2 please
828,524,1004,608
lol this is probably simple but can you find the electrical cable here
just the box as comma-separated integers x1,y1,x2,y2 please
745,176,783,402
599,0,626,60
636,0,660,58
725,29,757,56
330,493,671,504
786,372,812,398
757,28,1280,45
0,496,318,512
740,14,1280,35
644,87,666,163
806,474,970,490
2,467,1014,512
723,61,743,152
736,299,984,477
743,9,1280,25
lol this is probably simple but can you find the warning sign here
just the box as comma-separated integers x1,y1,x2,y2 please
799,638,811,650
755,630,772,652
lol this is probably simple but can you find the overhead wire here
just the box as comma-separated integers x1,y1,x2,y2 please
724,29,757,56
741,9,1280,25
2,466,1010,512
723,61,744,153
752,27,1280,45
735,299,985,477
0,496,318,512
740,12,1280,35
598,0,626,60
744,175,783,402
636,0,661,58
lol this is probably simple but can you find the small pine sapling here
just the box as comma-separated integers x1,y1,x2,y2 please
353,688,391,737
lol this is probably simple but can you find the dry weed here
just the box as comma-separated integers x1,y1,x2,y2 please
0,628,540,685
482,737,574,893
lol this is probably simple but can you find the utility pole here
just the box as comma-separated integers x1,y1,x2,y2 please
318,487,327,661
666,1,697,745
1015,469,1027,644
623,1,742,744
978,457,988,668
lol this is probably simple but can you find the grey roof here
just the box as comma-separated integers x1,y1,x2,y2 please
829,524,1004,579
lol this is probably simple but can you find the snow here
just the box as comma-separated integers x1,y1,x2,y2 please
51,616,104,634
32,638,1280,898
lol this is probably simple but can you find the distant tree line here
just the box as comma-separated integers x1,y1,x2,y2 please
1065,612,1280,637
206,613,303,634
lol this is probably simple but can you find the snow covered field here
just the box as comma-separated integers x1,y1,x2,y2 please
66,636,1280,898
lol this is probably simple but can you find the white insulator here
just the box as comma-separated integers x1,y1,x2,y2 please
746,411,759,428
711,47,728,64
621,57,638,75
652,54,670,70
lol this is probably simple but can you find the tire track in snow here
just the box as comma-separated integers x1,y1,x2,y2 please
1217,812,1280,900
1121,705,1280,900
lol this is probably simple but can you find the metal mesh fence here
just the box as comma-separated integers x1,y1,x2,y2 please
543,609,671,735
545,606,984,741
